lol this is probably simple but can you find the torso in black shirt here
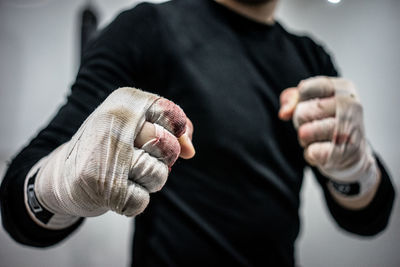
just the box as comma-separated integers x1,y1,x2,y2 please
131,1,336,266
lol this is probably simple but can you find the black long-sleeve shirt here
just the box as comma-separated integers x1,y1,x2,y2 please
0,0,395,266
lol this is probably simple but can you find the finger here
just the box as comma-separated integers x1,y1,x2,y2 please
129,148,169,193
304,141,333,166
298,76,335,101
140,124,181,167
278,87,299,120
119,181,150,217
134,121,156,148
135,120,195,161
298,117,335,147
293,96,336,128
178,118,195,159
146,98,187,137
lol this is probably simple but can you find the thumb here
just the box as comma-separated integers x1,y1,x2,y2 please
278,87,299,121
178,118,195,159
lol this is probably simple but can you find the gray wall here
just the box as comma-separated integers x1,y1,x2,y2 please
0,0,399,266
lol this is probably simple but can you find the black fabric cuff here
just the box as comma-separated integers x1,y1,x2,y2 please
1,156,84,247
26,170,55,225
314,155,396,236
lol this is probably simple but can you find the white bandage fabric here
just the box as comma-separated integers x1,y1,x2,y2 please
293,77,379,198
24,88,170,229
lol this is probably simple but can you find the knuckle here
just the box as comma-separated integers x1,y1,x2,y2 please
298,124,309,142
353,101,364,118
297,129,308,147
103,87,159,117
149,98,187,137
333,79,358,96
293,102,307,126
167,137,181,166
143,130,181,167
310,75,329,85
103,106,133,123
340,79,354,89
131,152,169,193
112,87,132,96
292,108,301,129
131,190,150,216
299,76,335,100
93,107,136,141
106,87,135,104
353,101,363,111
110,87,152,100
298,81,309,96
121,184,150,217
149,165,169,193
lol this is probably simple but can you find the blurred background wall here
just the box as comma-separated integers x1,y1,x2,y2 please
0,0,399,266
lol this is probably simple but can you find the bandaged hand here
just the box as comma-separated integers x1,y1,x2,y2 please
279,76,379,200
24,87,195,229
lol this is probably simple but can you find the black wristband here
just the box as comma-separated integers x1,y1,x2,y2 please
330,180,360,196
26,170,54,224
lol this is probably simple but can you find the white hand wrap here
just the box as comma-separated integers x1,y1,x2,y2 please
293,77,379,198
24,87,185,229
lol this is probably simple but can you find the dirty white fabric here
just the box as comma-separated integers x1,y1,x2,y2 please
293,77,379,197
24,88,182,229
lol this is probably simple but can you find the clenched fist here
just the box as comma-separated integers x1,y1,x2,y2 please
24,88,194,229
279,77,379,201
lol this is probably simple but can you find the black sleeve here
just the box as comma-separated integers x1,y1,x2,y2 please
0,3,162,247
308,39,396,236
312,156,395,236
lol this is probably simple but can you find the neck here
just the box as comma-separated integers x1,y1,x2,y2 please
214,0,278,25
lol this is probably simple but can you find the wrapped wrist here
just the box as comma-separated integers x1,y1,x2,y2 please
24,156,80,230
324,147,379,198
